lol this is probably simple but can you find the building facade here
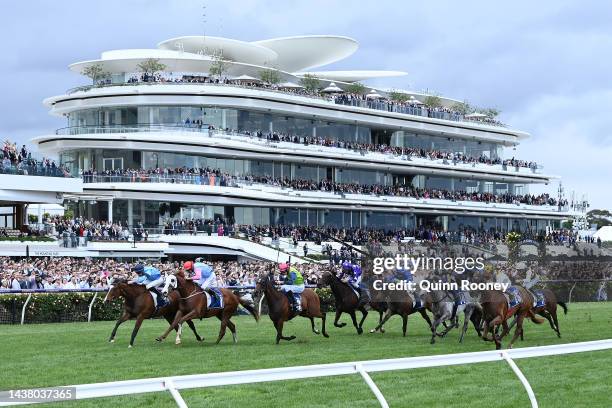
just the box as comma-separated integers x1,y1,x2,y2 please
35,35,570,237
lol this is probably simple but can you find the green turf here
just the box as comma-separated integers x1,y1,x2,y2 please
0,302,610,407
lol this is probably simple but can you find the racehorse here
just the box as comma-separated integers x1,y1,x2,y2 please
155,270,258,344
508,288,568,339
104,277,203,348
480,286,545,350
428,290,482,344
255,273,329,344
318,271,368,334
369,291,434,337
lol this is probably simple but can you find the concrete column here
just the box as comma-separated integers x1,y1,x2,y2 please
127,200,133,228
107,201,113,223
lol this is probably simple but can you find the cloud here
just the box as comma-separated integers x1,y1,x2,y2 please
0,0,610,209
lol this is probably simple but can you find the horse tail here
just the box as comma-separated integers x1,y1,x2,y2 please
558,301,568,315
238,293,259,322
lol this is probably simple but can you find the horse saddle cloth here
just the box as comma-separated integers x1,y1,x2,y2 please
412,296,424,310
504,287,523,314
148,290,167,309
533,290,546,308
285,292,302,312
205,288,224,309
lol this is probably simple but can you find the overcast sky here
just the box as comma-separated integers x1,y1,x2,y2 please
1,0,610,209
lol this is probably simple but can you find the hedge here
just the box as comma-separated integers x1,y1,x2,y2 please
0,288,336,324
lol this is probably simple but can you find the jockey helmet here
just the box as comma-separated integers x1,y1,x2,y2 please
183,261,194,271
195,257,203,263
279,263,289,273
341,260,352,271
132,263,144,275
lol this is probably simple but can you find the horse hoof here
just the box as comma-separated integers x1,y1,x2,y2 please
109,339,115,343
323,333,330,338
508,344,513,349
381,329,385,334
369,329,376,334
357,328,363,335
175,340,181,345
313,329,320,335
155,337,164,342
128,345,132,349
289,336,296,341
430,339,436,345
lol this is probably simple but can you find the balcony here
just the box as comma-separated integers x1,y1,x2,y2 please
54,124,543,177
64,80,507,128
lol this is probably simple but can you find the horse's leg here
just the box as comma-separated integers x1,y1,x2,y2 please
309,316,320,335
128,314,146,348
320,312,329,338
430,317,443,344
185,319,204,342
109,311,130,343
215,314,229,344
333,309,346,328
508,314,525,349
357,307,368,331
402,314,408,337
370,309,393,334
460,308,472,343
419,309,433,331
377,309,386,333
550,309,561,338
274,319,295,344
349,311,363,335
226,319,238,343
156,310,184,342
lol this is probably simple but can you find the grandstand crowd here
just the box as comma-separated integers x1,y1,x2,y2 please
2,140,68,177
81,166,562,207
0,258,326,290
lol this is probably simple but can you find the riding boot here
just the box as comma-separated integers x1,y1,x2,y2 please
286,291,297,312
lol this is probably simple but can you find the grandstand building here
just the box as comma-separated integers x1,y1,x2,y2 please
34,34,573,251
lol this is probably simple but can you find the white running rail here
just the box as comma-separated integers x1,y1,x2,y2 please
1,339,610,407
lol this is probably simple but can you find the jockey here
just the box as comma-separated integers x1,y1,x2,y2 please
131,263,166,306
187,258,218,293
279,262,304,312
349,264,362,289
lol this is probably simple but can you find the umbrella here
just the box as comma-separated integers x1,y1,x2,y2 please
366,89,383,99
278,81,304,89
321,82,343,93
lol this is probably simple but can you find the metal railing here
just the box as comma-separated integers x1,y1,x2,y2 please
0,339,609,407
63,81,507,128
54,124,541,174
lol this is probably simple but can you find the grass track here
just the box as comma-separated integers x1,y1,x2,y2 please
1,302,610,407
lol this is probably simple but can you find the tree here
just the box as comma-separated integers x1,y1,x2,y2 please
587,209,612,229
81,63,109,85
482,107,501,118
388,91,410,103
423,95,443,108
258,68,281,85
299,74,320,93
136,58,167,76
344,82,366,95
209,52,229,78
451,101,472,115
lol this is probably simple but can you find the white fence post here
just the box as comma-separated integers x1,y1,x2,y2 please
87,293,98,323
501,351,538,408
20,293,32,325
356,363,389,408
164,378,188,408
